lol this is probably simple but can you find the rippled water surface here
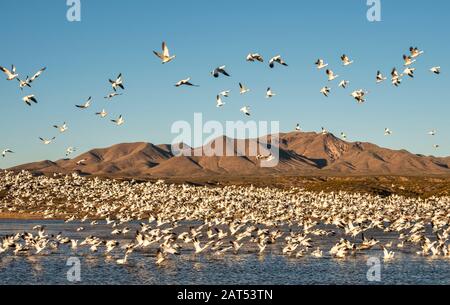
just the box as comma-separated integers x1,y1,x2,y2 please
1,220,449,285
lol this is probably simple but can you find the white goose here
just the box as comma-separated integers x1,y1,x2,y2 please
340,54,353,66
153,41,176,64
240,106,251,116
326,69,339,81
384,128,393,136
216,95,225,108
53,122,68,133
96,109,108,118
239,83,250,94
109,73,124,91
22,95,38,106
403,67,415,78
430,66,441,75
65,147,76,157
219,90,230,97
175,77,199,87
75,97,92,109
403,55,416,66
376,71,387,83
338,80,349,89
320,86,331,97
295,124,301,132
28,67,46,84
2,149,14,158
246,53,264,62
410,47,424,58
211,66,231,78
266,87,276,98
111,115,125,126
104,92,122,100
0,65,18,80
315,59,328,69
39,137,56,145
269,55,288,68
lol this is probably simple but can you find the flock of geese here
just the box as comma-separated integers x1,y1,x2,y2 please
1,171,450,266
0,42,444,162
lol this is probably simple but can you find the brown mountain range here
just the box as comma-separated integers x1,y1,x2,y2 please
8,132,450,179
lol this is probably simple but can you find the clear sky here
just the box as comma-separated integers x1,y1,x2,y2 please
1,0,449,168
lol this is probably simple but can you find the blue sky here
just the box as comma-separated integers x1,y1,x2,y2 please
0,0,449,168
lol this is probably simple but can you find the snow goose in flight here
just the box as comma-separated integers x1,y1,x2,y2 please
0,65,18,80
340,54,353,66
269,55,288,68
96,109,108,118
2,149,13,158
240,106,251,116
239,82,250,94
39,137,56,145
320,86,330,97
211,66,231,78
109,73,124,91
219,90,230,97
111,115,125,126
433,144,440,149
175,77,199,87
29,67,46,84
76,97,92,109
153,42,176,64
76,159,87,166
376,71,387,83
410,47,424,58
428,130,437,136
246,53,264,62
53,122,68,133
295,124,301,131
17,77,31,90
104,92,122,100
321,127,328,135
326,69,339,81
430,66,441,75
340,132,347,140
403,55,416,66
65,147,76,157
338,80,349,89
315,59,328,70
216,95,225,107
22,95,37,106
391,68,402,87
384,128,393,136
266,87,276,98
351,89,368,104
403,67,415,78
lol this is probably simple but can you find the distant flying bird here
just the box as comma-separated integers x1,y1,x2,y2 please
391,68,402,87
321,127,328,135
53,122,68,133
351,89,368,104
175,77,199,87
76,97,92,109
211,66,231,78
295,124,301,131
29,67,46,84
216,95,225,107
430,66,441,75
39,137,56,145
320,86,331,97
219,90,230,97
109,73,124,91
76,159,87,166
153,42,176,64
65,147,76,157
269,55,288,68
428,130,437,136
111,115,125,126
240,106,251,116
403,55,416,66
0,65,18,80
340,132,347,140
340,54,353,66
22,95,37,106
376,71,387,83
2,149,13,158
96,109,108,118
17,77,31,90
410,47,424,58
384,128,393,136
315,59,328,70
246,53,264,62
403,67,415,78
433,144,440,149
104,92,122,100
266,87,276,98
326,69,339,81
338,80,349,89
239,82,250,94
